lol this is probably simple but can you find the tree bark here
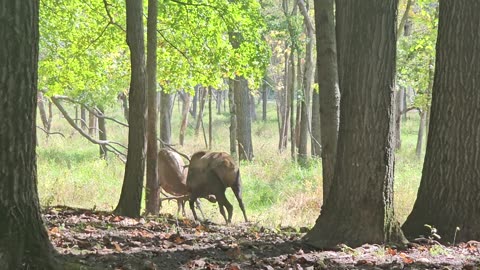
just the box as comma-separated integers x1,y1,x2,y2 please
80,106,87,130
394,87,404,150
119,92,129,123
234,76,253,161
250,92,257,122
415,110,426,158
262,77,268,121
314,0,340,203
114,0,147,218
88,111,96,136
304,0,406,248
97,107,108,159
208,87,213,149
145,0,160,216
179,91,191,146
38,91,49,129
0,1,60,268
191,85,199,118
402,1,480,242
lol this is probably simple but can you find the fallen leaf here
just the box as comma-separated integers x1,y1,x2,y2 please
113,242,122,252
399,252,413,264
386,247,397,255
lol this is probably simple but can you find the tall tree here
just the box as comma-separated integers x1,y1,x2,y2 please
314,0,340,202
297,0,314,164
114,0,147,218
145,0,160,215
402,1,480,242
304,0,406,248
0,1,59,268
234,77,254,161
160,91,173,146
228,82,238,158
97,106,108,159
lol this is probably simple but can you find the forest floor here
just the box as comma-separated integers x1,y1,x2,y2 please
46,206,480,270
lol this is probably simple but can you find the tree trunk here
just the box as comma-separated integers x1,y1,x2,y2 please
216,89,222,114
262,77,268,121
191,85,199,118
179,91,191,146
80,106,87,130
160,91,173,147
234,76,253,161
311,71,321,157
278,45,290,151
228,83,238,158
402,1,480,242
114,0,147,218
145,0,160,216
298,0,314,164
38,91,49,129
88,111,96,136
0,1,60,268
289,51,296,160
250,92,257,122
415,110,426,158
119,92,129,123
97,107,108,159
208,87,213,149
304,0,406,248
195,86,207,136
314,0,340,203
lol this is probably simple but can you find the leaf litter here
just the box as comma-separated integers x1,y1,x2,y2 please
44,206,480,269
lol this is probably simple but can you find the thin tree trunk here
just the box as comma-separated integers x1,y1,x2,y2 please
160,91,173,147
415,110,426,158
278,46,290,151
395,87,404,150
88,111,95,136
145,0,160,216
0,1,60,268
208,86,213,149
191,85,199,118
179,91,191,146
38,92,49,129
195,86,207,136
97,107,108,159
228,83,238,158
298,0,314,163
289,51,296,160
119,92,129,123
81,106,87,130
314,0,340,203
402,1,480,242
234,76,254,161
262,77,268,121
250,92,257,122
114,0,147,218
305,0,406,248
311,70,321,157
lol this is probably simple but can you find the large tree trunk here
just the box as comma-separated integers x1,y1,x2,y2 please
0,1,59,268
314,0,340,203
145,0,160,216
297,0,314,164
97,107,108,159
402,1,480,242
114,0,147,218
304,0,406,248
234,76,254,161
179,91,191,146
160,91,173,146
228,83,238,158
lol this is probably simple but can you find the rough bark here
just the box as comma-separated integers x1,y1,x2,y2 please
0,1,60,268
179,91,191,146
298,0,314,163
314,0,340,203
160,91,173,147
304,0,406,248
234,76,253,161
145,0,160,216
228,83,238,158
402,1,480,242
97,107,108,159
114,0,147,218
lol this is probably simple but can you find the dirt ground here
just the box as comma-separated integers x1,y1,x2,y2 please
44,206,480,269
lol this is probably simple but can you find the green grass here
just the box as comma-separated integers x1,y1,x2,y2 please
37,101,425,227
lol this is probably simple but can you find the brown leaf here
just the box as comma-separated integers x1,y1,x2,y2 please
113,242,122,252
399,252,413,264
386,247,397,255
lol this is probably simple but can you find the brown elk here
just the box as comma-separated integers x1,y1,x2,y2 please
157,149,214,216
186,151,248,223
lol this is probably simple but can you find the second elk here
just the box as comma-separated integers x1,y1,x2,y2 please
187,151,248,223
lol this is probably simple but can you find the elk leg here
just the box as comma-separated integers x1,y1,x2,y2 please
189,192,200,221
195,199,206,220
232,184,248,222
215,191,233,223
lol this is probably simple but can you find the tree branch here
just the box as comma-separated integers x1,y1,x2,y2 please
36,126,65,138
51,96,127,162
397,0,413,39
103,0,126,32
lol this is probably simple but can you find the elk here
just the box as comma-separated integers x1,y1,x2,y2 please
186,151,248,223
157,149,214,217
